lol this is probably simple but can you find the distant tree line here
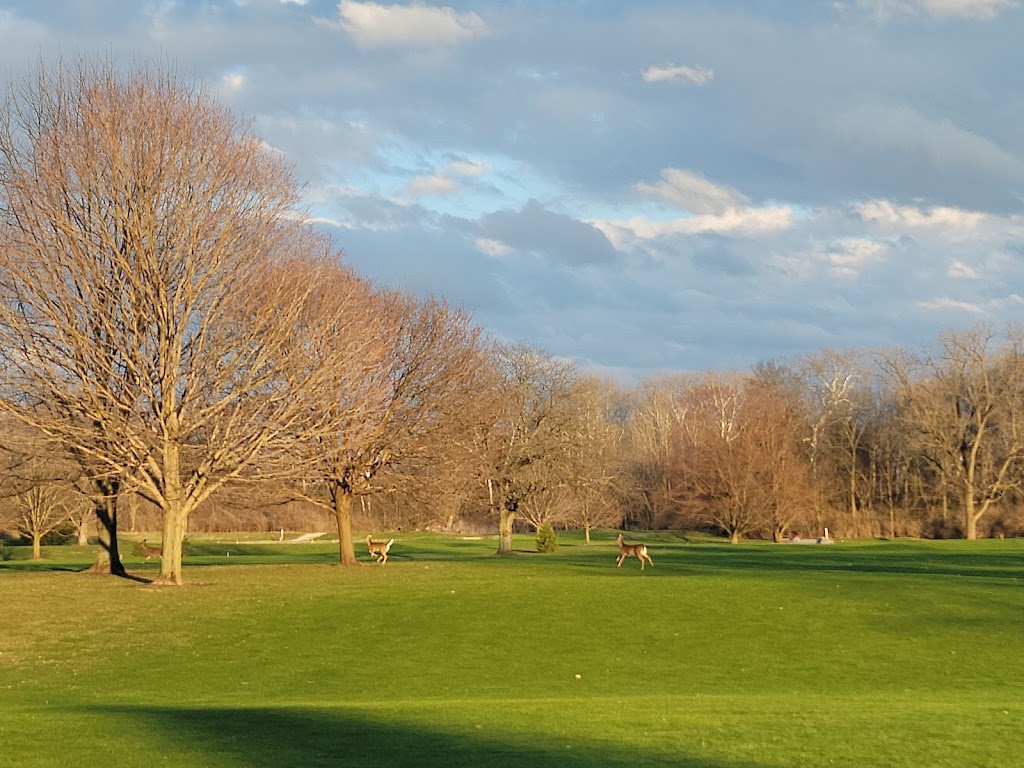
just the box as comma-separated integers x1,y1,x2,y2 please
1,57,1021,584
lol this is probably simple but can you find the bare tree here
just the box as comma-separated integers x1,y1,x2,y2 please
675,374,760,543
481,345,579,555
11,483,80,560
517,482,574,532
881,324,1024,539
293,287,494,566
564,376,627,543
0,420,84,559
0,56,350,584
624,374,695,528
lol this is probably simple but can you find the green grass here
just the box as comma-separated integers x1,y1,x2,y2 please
2,532,1023,767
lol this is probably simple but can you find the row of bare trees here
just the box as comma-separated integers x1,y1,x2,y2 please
623,329,1024,542
2,58,1021,586
0,58,503,583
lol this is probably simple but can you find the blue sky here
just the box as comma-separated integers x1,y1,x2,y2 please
2,0,1023,383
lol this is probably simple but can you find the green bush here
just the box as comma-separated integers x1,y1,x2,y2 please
535,524,558,553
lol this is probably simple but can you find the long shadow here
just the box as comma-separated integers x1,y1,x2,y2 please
669,544,1024,582
85,704,766,768
0,561,94,573
446,539,1024,583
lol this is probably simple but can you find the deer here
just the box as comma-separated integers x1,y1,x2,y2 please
139,539,162,561
615,532,653,570
366,535,395,564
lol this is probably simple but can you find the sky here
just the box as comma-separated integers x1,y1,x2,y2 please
2,0,1024,384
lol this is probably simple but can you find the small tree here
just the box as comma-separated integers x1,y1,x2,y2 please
0,425,83,559
12,483,77,560
535,523,558,553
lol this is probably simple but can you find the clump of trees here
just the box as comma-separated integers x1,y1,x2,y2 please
1,56,1020,583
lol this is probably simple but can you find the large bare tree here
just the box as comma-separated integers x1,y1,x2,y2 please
0,57,349,583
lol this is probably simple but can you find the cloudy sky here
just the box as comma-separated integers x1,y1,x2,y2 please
2,0,1024,383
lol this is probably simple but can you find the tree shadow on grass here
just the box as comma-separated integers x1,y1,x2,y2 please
86,704,766,768
671,544,1024,582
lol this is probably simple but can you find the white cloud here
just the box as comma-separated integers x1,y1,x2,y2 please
593,206,793,249
221,72,247,90
476,237,513,257
448,159,489,178
821,238,888,277
856,199,990,239
858,0,1018,19
407,174,460,196
768,237,888,279
636,168,749,215
333,1,489,47
916,297,985,312
642,64,714,85
948,259,978,278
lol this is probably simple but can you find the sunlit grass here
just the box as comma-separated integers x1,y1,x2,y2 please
2,532,1022,767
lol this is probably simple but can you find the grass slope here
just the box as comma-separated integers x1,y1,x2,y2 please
2,532,1022,767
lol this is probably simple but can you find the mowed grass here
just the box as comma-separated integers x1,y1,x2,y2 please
2,532,1023,767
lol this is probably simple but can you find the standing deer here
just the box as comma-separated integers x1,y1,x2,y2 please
366,535,395,564
615,532,653,570
139,539,162,561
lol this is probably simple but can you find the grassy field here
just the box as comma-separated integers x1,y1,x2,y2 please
1,531,1022,767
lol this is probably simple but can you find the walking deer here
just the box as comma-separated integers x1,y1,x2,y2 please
139,539,162,561
366,535,395,564
615,532,653,570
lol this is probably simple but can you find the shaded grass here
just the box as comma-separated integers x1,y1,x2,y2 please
2,533,1023,767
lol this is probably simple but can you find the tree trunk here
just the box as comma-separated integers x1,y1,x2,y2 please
730,530,740,544
584,522,591,545
128,492,138,533
31,533,42,560
89,490,126,577
155,444,188,585
964,492,979,540
332,487,359,566
76,517,89,547
156,504,188,585
497,507,515,555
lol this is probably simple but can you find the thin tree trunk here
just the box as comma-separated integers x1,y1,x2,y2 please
128,492,138,533
76,515,89,547
32,533,42,560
